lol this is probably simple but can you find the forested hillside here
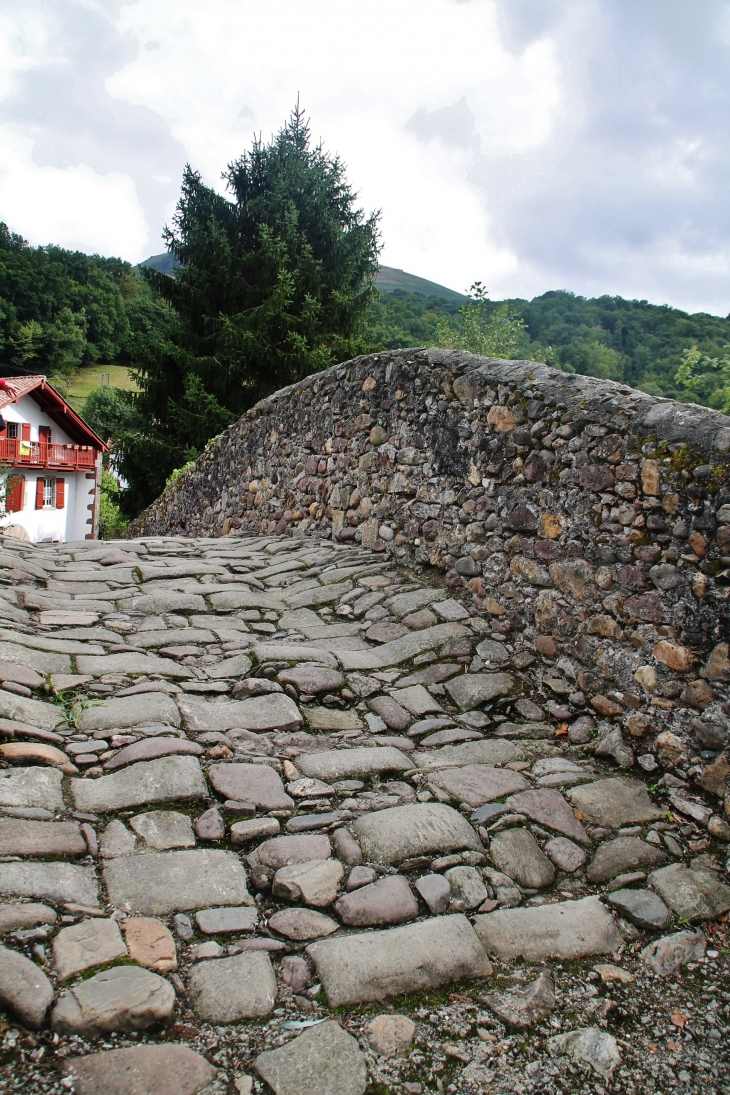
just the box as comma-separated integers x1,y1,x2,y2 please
371,287,730,409
141,247,730,408
0,223,168,379
3,218,729,413
3,210,730,527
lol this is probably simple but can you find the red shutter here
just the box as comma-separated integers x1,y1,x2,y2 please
56,478,65,509
35,478,44,509
21,423,31,442
6,476,24,512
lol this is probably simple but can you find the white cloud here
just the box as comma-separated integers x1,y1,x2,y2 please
0,124,148,256
0,7,49,102
2,0,730,313
107,0,560,285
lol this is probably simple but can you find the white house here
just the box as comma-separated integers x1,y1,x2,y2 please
0,376,107,543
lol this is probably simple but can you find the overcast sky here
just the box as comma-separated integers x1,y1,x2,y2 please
2,0,730,315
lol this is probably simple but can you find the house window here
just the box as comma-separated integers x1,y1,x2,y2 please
6,423,18,439
35,477,65,510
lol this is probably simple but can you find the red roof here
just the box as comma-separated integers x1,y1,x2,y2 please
0,376,108,451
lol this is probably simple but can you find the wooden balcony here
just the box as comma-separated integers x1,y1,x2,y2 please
0,439,99,471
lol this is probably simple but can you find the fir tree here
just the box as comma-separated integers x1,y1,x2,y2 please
118,105,380,515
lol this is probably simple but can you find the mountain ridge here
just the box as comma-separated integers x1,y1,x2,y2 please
139,253,466,302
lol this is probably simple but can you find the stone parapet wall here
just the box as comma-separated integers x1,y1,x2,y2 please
130,350,730,760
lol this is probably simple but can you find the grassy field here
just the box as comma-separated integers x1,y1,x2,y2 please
60,364,138,412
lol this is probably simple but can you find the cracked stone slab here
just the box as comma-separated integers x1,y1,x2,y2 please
308,913,492,1006
0,819,86,857
178,694,302,734
123,917,177,972
252,643,339,668
195,906,258,934
413,739,522,769
0,767,65,811
103,849,252,915
72,756,207,813
648,864,730,923
304,707,364,731
0,641,70,676
100,820,138,859
567,778,663,828
209,763,294,810
104,737,203,770
280,581,352,609
334,875,418,927
505,789,590,845
428,765,529,807
272,859,344,906
62,1045,217,1095
255,1020,367,1095
204,653,253,679
76,652,194,678
257,834,331,868
336,623,471,671
386,589,443,616
188,951,276,1022
607,888,670,930
268,908,340,941
474,896,622,960
129,810,196,850
0,662,43,689
0,861,99,906
296,747,411,782
445,673,515,711
586,837,668,884
0,944,54,1029
353,803,481,865
485,970,556,1029
133,628,218,648
53,918,128,980
135,562,229,582
391,684,443,717
77,693,182,733
207,590,285,612
0,689,65,731
118,593,207,614
51,966,175,1035
0,903,57,934
489,829,555,890
492,721,556,740
0,635,102,657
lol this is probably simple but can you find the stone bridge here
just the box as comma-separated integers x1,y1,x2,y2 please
0,354,728,1092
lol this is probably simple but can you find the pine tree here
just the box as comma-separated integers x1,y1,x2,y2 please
119,106,380,515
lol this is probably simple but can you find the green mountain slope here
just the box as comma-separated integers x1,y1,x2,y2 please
140,251,179,277
140,253,465,302
139,251,730,408
374,266,466,302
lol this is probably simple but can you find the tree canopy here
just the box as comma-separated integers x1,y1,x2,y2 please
117,106,380,515
370,285,730,403
0,223,165,378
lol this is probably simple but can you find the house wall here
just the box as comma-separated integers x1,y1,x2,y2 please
1,394,100,543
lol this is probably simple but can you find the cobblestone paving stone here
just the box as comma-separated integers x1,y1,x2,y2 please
0,529,727,1095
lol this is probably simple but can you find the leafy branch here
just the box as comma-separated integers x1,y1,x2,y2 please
435,282,526,359
676,344,730,412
